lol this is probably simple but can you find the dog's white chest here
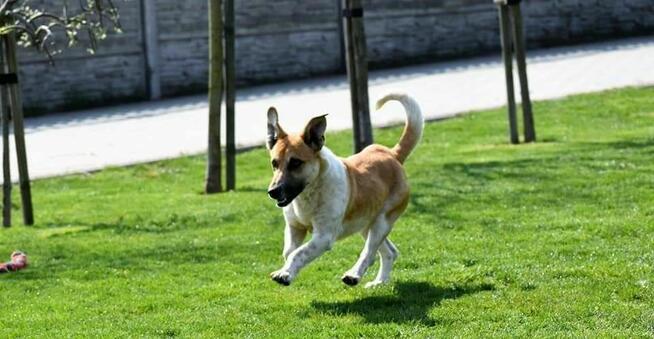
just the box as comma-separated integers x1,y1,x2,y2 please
290,198,314,226
286,148,350,231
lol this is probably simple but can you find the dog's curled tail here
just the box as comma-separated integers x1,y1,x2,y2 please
376,93,424,164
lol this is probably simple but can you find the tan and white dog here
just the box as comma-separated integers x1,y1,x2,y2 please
266,93,423,287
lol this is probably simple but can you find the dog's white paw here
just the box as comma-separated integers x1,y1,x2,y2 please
364,280,389,289
341,273,361,286
270,269,293,286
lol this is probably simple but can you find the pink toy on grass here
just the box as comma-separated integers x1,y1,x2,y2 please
0,251,28,273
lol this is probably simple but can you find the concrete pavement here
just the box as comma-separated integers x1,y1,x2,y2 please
11,36,654,179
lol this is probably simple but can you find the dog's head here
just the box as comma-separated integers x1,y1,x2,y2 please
266,107,327,207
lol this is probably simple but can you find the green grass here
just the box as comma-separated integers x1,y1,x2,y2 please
1,87,654,337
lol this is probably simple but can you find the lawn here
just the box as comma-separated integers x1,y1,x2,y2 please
1,87,653,337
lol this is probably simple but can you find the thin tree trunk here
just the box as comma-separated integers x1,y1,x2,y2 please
205,0,224,194
0,40,10,227
141,0,161,100
342,0,372,153
224,0,236,191
4,34,33,224
342,0,359,152
351,0,372,151
510,3,536,143
498,4,519,144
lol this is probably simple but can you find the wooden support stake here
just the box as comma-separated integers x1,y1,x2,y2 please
205,0,224,194
498,4,519,145
224,0,236,191
509,3,536,143
336,0,347,73
141,0,161,100
4,34,33,225
1,94,9,227
342,0,360,151
342,0,372,153
0,41,10,227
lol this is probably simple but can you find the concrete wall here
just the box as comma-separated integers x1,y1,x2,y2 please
18,0,146,113
17,0,654,115
154,1,342,97
363,0,654,67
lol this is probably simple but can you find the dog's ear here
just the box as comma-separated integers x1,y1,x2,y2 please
267,107,286,149
302,114,327,152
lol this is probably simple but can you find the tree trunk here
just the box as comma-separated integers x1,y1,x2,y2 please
498,4,519,144
205,0,224,194
4,34,33,224
141,0,161,100
510,3,536,143
224,0,236,191
0,40,10,227
342,0,372,153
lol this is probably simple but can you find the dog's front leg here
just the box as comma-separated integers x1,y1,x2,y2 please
283,224,307,260
271,232,334,286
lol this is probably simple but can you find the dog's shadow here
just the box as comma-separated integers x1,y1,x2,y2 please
311,281,494,326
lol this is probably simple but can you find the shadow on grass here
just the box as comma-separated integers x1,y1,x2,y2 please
408,136,654,225
39,211,242,235
311,281,494,326
432,137,654,187
580,138,654,153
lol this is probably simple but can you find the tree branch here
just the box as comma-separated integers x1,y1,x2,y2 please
0,0,123,61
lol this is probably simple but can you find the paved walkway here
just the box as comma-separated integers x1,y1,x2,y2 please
12,36,654,179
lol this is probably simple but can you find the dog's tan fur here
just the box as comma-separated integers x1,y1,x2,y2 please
267,93,423,287
343,146,409,223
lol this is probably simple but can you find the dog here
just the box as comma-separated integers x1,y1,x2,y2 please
266,93,423,287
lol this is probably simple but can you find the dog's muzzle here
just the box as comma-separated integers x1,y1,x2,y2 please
268,183,303,208
268,185,291,207
268,185,283,200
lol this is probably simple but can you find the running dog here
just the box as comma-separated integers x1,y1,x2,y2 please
266,93,423,287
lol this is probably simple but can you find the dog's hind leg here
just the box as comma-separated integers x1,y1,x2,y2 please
365,238,399,288
362,193,406,288
342,215,392,286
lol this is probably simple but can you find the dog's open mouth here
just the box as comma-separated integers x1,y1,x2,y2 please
269,183,305,208
274,190,302,208
276,199,292,208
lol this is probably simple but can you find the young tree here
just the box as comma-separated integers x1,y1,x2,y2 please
205,0,223,194
0,0,123,226
0,0,122,61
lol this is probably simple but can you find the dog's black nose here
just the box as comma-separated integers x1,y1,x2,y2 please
268,186,283,200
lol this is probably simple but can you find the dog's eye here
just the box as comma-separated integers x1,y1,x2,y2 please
271,159,279,169
287,158,304,171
